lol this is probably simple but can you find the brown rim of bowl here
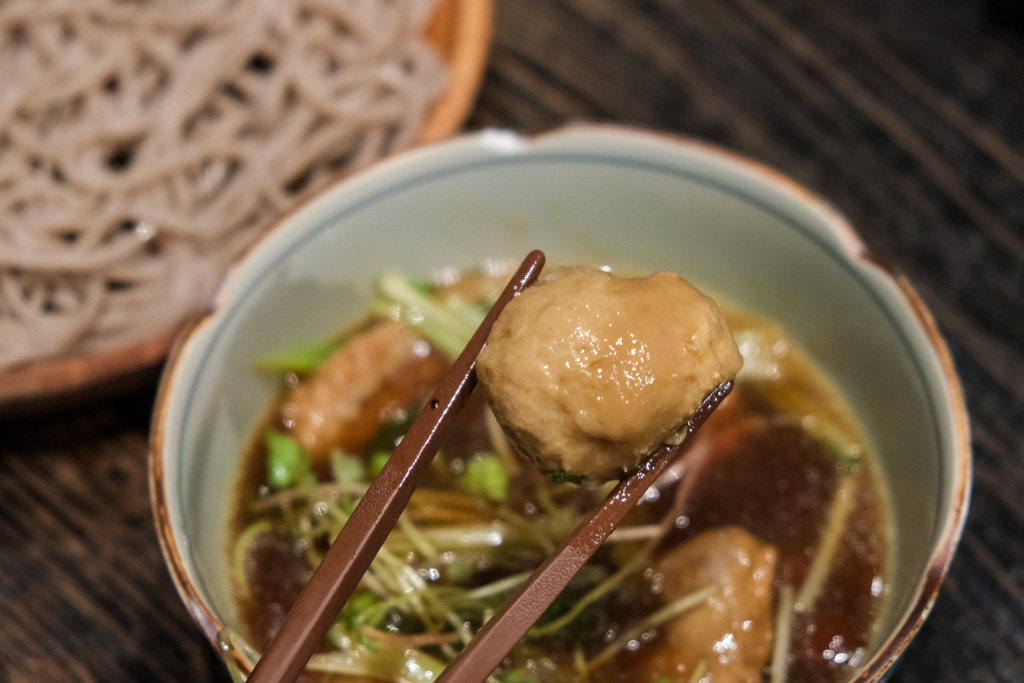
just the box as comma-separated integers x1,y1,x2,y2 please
149,124,972,679
149,313,227,648
0,0,494,416
843,252,972,681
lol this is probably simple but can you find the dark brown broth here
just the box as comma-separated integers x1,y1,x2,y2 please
675,387,888,683
229,309,891,683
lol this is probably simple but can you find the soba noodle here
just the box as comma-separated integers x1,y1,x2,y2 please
0,0,446,371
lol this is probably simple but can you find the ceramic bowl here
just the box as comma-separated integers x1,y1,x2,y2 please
150,125,971,681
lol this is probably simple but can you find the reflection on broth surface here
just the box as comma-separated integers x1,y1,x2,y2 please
227,268,891,683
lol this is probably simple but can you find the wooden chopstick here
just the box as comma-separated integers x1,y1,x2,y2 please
247,249,546,683
435,380,734,683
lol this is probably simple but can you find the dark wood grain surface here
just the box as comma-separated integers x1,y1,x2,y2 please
2,0,1022,681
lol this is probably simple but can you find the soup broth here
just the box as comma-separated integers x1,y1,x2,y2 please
228,269,892,683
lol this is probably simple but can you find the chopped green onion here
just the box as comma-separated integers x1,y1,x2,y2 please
369,450,391,478
337,589,380,631
818,432,864,470
771,584,796,683
466,570,533,601
795,475,858,610
217,629,260,672
330,450,366,484
585,584,717,673
529,564,613,640
358,635,379,654
443,560,473,585
686,663,708,683
221,653,246,683
529,554,633,638
307,644,446,681
397,513,441,561
504,669,541,683
254,337,343,373
231,519,272,600
460,453,510,504
375,272,486,358
445,294,488,329
264,430,313,489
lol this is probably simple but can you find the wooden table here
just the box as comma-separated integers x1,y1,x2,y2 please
2,0,1022,680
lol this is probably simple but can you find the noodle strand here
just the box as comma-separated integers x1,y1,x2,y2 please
0,0,446,370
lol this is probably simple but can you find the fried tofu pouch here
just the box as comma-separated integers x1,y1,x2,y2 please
630,526,778,683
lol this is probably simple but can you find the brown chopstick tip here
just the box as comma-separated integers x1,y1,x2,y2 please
687,380,733,434
516,250,546,289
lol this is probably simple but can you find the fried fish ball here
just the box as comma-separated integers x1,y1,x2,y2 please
477,266,742,481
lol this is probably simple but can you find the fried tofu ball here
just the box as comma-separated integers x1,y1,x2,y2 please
476,266,742,481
